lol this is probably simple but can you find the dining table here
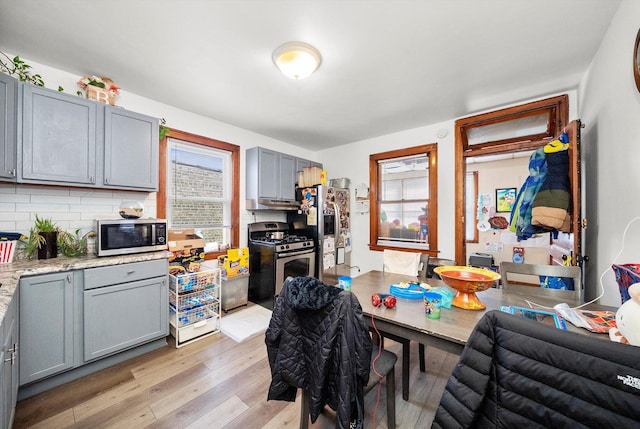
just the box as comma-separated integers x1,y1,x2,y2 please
350,270,616,398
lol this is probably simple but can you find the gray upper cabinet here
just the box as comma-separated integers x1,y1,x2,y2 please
21,85,97,186
295,157,311,175
246,147,297,209
294,157,322,186
246,146,322,210
296,158,322,172
279,153,296,201
103,106,159,190
0,73,17,181
7,81,159,191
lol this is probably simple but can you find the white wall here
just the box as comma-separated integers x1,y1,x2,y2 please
578,0,640,306
319,89,579,278
316,121,455,276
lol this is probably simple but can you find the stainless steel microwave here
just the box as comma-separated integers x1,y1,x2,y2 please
95,219,167,257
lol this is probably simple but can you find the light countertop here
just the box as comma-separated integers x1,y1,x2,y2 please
0,251,170,323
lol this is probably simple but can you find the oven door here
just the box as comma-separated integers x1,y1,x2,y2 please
275,248,316,296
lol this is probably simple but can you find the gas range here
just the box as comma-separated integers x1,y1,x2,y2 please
248,221,314,252
248,221,317,309
250,235,314,252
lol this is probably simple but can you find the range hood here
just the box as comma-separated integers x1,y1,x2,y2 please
246,198,299,211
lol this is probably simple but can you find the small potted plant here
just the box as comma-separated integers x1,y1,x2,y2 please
57,229,95,257
24,215,60,260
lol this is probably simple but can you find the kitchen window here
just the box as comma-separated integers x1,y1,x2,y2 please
157,129,240,255
369,144,438,254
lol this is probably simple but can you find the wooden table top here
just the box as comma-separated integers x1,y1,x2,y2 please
350,270,613,355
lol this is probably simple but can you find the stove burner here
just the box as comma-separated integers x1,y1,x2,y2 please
251,234,311,244
250,234,314,252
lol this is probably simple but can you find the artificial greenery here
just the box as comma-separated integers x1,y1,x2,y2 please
159,118,170,140
0,51,45,87
58,229,95,257
1,50,64,91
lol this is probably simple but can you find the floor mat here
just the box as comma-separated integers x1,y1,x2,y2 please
221,305,273,342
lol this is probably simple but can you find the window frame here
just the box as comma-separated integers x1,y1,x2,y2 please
465,170,479,243
457,95,568,156
369,144,438,255
158,128,240,260
454,95,569,266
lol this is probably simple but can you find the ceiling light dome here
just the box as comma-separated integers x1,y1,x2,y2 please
272,42,322,80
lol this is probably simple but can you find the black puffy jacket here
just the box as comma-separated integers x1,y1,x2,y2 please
265,277,372,429
432,310,640,428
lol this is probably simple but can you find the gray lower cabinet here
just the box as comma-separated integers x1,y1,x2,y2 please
84,276,168,361
0,73,18,181
19,271,77,386
19,259,169,390
83,259,168,361
0,289,18,429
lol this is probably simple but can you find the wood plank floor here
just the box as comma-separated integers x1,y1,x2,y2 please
13,304,459,428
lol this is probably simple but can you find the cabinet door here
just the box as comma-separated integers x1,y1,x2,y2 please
1,294,17,429
103,107,159,190
257,148,278,199
296,158,311,175
19,272,74,386
21,85,97,185
279,153,296,200
0,74,17,181
84,276,168,362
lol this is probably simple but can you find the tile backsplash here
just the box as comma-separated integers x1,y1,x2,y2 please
0,183,157,238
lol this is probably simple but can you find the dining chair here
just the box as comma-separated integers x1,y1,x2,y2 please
300,348,397,429
266,276,397,429
499,262,583,303
432,310,640,428
378,249,427,400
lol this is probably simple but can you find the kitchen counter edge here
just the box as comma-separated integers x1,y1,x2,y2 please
0,251,171,321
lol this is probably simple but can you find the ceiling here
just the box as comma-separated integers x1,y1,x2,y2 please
0,0,620,151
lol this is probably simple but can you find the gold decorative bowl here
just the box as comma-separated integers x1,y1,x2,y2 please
433,266,501,310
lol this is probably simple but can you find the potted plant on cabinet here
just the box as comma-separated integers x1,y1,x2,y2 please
24,215,60,260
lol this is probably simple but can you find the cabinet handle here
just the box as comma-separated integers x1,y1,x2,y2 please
5,345,16,364
91,176,95,183
67,274,72,283
105,177,109,184
127,270,135,275
10,169,16,177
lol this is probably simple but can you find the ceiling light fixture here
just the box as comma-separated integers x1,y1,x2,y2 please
272,42,322,80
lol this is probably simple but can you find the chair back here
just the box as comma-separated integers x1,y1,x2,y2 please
383,249,422,276
266,277,375,429
500,262,582,303
432,310,640,428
